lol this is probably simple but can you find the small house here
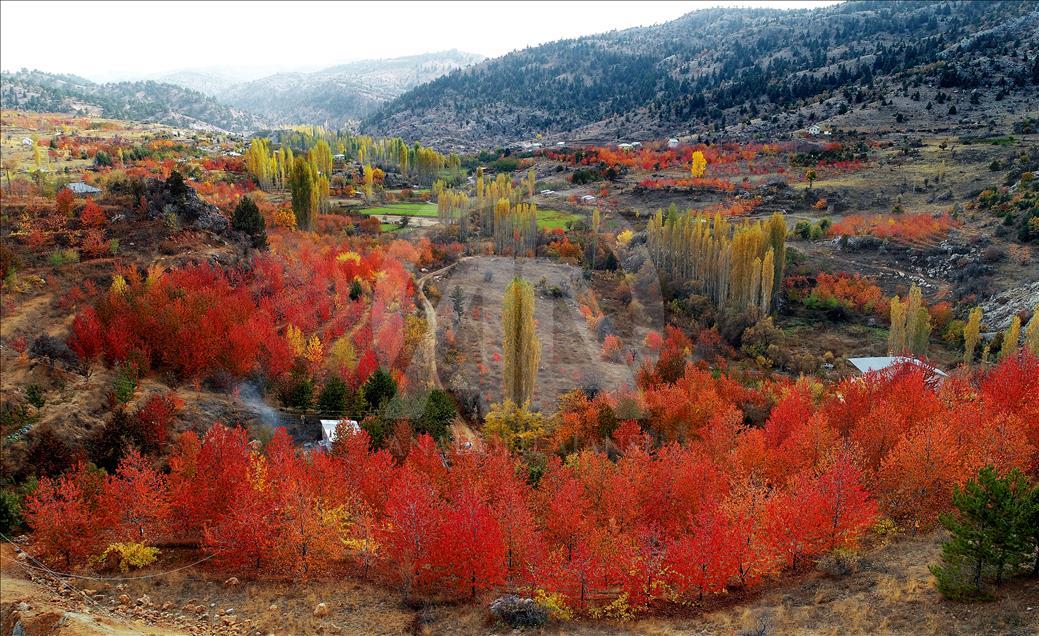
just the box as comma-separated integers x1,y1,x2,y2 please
65,182,102,195
556,141,566,147
319,419,360,448
21,137,33,146
847,356,947,386
581,194,596,202
617,143,634,151
667,138,680,149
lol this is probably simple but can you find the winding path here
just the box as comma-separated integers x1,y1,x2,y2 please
414,257,481,446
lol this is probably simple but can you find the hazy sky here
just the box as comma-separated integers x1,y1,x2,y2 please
1,1,840,81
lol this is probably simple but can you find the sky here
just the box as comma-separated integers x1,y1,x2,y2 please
1,1,840,81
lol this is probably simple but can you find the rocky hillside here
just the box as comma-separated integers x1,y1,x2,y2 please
214,50,484,129
0,70,265,133
362,1,1039,149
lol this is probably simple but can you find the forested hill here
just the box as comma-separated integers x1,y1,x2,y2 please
0,69,265,133
362,1,1039,150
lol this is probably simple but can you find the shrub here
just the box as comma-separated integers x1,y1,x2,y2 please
95,542,160,573
0,490,23,534
112,364,138,404
25,384,44,409
48,248,80,266
816,548,861,577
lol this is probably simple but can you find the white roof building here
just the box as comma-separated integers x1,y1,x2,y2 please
667,138,680,148
847,356,947,384
21,137,33,146
580,194,596,202
808,124,822,136
66,182,102,195
319,419,360,447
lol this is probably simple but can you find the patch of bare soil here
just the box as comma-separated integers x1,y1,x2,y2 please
6,531,1035,636
433,256,642,414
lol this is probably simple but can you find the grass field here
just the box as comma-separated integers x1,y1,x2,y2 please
379,223,400,233
537,208,581,229
361,202,438,217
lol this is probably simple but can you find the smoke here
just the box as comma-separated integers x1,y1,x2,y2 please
236,382,279,428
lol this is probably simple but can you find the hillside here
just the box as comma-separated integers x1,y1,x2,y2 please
214,51,484,129
362,1,1039,149
0,70,264,133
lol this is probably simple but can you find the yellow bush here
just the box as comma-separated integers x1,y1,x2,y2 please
534,589,573,621
96,543,159,573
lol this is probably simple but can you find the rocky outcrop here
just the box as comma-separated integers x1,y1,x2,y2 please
146,172,229,235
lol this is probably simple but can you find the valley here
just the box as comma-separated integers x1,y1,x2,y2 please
1,2,1038,635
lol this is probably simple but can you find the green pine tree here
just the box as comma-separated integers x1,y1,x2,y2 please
231,195,268,249
930,466,1034,599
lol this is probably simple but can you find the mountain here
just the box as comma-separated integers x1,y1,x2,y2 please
214,50,484,129
0,69,265,133
362,1,1039,149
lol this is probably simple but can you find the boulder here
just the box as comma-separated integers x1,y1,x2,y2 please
488,595,548,628
313,602,330,618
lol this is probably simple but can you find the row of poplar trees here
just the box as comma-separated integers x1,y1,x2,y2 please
646,210,787,315
244,138,331,230
435,167,541,255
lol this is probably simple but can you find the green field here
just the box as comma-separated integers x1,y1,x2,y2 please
361,202,438,217
379,223,400,233
537,209,581,229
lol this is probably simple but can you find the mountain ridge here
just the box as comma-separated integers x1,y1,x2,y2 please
361,1,1039,150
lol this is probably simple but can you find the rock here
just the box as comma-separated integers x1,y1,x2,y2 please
12,621,25,636
224,608,235,615
224,576,240,587
162,602,173,611
488,595,548,628
195,605,207,615
118,594,131,606
313,602,330,618
267,604,278,612
16,601,31,612
221,615,237,625
136,595,151,606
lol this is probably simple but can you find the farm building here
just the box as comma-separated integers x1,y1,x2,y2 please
667,138,680,148
65,182,102,195
847,356,947,385
319,418,360,448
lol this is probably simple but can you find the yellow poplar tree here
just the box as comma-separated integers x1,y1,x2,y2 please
888,295,908,355
1001,316,1021,359
1024,305,1039,355
963,306,982,363
690,150,707,178
502,278,540,406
